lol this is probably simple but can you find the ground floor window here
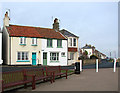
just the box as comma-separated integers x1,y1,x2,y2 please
70,52,74,60
50,52,59,61
17,52,29,61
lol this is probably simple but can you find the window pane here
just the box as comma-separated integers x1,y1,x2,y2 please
50,40,52,47
57,40,59,47
24,38,26,44
70,53,74,60
47,39,49,47
20,38,22,44
32,38,34,44
18,52,21,60
26,52,28,60
74,38,76,46
22,52,24,60
70,38,72,46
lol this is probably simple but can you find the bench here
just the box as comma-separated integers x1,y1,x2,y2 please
45,66,68,82
23,68,53,84
1,70,35,92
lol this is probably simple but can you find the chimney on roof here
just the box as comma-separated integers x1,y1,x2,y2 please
53,18,59,31
3,11,10,27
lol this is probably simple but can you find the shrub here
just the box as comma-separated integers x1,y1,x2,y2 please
90,55,98,59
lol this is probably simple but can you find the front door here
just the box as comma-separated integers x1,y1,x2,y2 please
43,52,47,65
32,53,36,65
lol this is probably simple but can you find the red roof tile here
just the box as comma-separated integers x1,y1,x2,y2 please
6,24,66,39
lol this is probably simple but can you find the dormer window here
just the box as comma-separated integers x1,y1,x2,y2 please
32,38,37,46
20,37,26,45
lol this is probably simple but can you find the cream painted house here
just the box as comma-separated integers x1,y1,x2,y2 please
60,29,79,65
2,12,67,66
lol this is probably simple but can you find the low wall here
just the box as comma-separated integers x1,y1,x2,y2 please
83,59,101,65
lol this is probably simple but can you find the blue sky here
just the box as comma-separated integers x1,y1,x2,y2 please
0,2,118,58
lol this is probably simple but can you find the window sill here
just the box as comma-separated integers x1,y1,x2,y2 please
50,60,59,63
57,46,63,48
20,44,26,46
16,60,30,62
47,46,53,48
31,44,37,46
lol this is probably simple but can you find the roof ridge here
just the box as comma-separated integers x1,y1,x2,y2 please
9,24,54,30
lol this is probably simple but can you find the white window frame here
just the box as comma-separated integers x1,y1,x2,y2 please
32,38,37,45
17,52,29,61
50,52,59,61
20,37,26,44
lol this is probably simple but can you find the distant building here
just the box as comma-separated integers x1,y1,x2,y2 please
81,44,106,59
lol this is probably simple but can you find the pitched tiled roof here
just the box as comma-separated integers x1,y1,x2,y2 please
6,24,66,39
60,29,79,38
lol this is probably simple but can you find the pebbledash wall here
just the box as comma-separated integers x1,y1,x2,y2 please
41,39,68,66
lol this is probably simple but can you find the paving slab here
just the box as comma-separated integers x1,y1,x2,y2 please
7,68,118,92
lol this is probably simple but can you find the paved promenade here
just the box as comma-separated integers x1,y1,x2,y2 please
14,68,118,92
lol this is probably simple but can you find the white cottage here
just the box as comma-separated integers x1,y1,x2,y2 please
2,12,67,66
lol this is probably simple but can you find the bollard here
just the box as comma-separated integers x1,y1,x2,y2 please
113,58,116,72
96,59,98,72
80,60,82,72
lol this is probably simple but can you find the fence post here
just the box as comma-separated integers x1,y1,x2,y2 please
80,60,82,72
96,59,98,72
113,58,116,72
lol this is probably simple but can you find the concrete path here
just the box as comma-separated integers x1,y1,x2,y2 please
14,68,118,92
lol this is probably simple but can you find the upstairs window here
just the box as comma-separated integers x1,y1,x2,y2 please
69,38,72,46
57,40,62,48
47,39,52,47
32,38,37,45
73,38,76,46
20,37,26,45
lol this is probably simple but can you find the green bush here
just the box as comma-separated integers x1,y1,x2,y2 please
90,55,98,59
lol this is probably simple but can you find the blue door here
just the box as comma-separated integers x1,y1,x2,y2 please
32,53,36,65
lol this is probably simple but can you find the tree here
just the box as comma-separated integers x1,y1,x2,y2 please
83,50,88,59
90,55,98,59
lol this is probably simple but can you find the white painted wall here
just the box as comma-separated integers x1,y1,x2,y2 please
81,48,93,58
41,39,67,66
0,32,3,64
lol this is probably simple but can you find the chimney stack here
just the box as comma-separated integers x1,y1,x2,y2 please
53,18,59,31
3,11,10,27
